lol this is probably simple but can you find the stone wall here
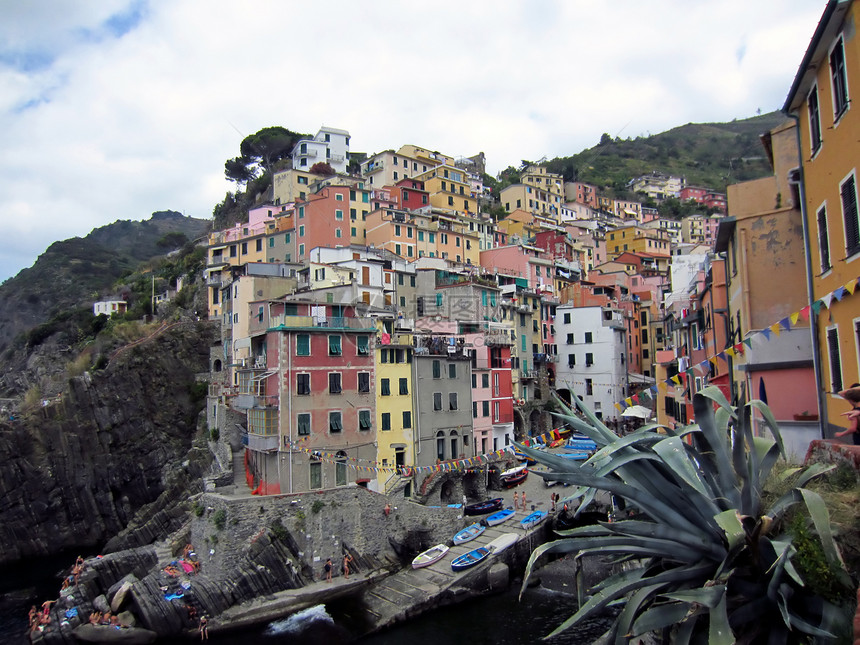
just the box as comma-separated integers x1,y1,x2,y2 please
804,439,860,472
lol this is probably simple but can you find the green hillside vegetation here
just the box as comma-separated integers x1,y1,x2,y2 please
0,211,210,359
545,111,789,198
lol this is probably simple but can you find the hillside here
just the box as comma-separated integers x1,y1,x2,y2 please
0,211,210,359
545,111,790,196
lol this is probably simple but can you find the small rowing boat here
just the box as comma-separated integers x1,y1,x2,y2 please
451,547,490,572
484,508,515,526
464,497,503,515
520,510,547,529
412,544,449,569
453,523,485,544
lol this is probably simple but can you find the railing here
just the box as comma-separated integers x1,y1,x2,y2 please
269,315,376,330
521,370,538,380
246,434,279,452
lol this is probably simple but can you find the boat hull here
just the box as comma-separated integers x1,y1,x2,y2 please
451,547,490,572
484,509,515,526
412,544,449,569
520,510,548,529
453,523,485,544
464,497,503,516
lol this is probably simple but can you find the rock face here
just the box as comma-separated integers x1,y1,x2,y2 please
0,322,216,567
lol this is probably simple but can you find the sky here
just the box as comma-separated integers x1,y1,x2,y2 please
0,0,826,283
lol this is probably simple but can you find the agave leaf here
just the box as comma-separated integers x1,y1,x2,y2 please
765,539,792,603
784,592,838,638
630,601,692,637
569,391,615,438
604,519,726,560
748,399,786,459
672,616,698,645
714,509,744,551
698,385,735,416
518,538,600,599
714,406,731,433
612,585,668,644
589,563,650,595
764,487,801,521
793,462,836,489
799,488,851,586
693,392,740,508
776,466,802,482
652,436,711,499
708,587,733,645
736,401,755,516
543,562,714,639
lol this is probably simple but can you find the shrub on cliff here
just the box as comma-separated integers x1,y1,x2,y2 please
520,386,855,643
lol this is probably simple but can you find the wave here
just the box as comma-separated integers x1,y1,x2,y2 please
264,604,333,637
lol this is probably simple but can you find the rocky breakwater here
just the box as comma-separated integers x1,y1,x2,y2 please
0,321,217,567
29,486,462,641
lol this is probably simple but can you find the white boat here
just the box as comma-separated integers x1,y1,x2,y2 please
411,543,449,569
486,533,519,554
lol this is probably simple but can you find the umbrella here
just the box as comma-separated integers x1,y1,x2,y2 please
621,405,652,419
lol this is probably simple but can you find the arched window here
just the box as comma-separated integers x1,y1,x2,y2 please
213,359,222,372
436,431,445,462
449,430,459,460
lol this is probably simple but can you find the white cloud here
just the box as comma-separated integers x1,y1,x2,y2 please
0,0,824,282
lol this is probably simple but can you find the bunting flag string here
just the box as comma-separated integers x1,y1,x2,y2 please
280,424,573,475
613,276,860,410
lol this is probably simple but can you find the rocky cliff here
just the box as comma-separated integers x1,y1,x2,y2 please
0,320,217,567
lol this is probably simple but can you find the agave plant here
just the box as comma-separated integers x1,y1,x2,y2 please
518,386,853,643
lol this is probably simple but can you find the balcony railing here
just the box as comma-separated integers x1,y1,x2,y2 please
269,315,376,331
246,433,279,452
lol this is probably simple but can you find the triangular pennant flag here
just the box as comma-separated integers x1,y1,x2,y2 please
709,357,719,366
799,305,810,320
790,311,800,325
671,375,681,385
650,385,659,394
733,342,745,355
833,286,847,301
811,300,823,315
717,352,728,363
657,382,668,393
779,317,791,331
631,394,639,404
743,338,753,349
770,322,781,336
821,293,834,309
760,327,771,340
846,279,858,295
625,398,633,406
725,347,736,357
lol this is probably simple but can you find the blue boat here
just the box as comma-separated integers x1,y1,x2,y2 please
520,510,548,529
451,547,491,572
453,523,485,544
484,508,515,526
559,451,589,461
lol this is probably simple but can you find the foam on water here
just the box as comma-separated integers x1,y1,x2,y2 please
264,604,333,637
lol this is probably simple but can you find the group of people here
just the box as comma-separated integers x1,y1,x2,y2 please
323,554,354,582
512,490,528,511
88,610,121,627
28,600,55,632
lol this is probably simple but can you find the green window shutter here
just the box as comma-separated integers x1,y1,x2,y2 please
357,336,369,355
297,414,310,435
402,411,411,428
381,379,390,396
329,335,342,355
382,413,391,431
399,378,408,395
297,334,310,356
359,410,371,429
436,293,442,306
432,360,441,379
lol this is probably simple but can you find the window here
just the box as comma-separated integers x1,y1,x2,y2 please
586,378,593,395
493,401,500,422
381,378,391,396
827,327,843,392
297,413,311,436
358,372,370,393
329,372,342,394
381,412,391,431
336,454,347,486
566,333,574,344
448,363,456,379
830,36,849,120
816,204,831,271
299,225,305,236
310,461,321,489
842,174,859,256
436,432,445,461
297,334,310,356
402,411,412,428
473,401,478,417
808,85,822,154
433,392,442,411
329,335,342,355
449,393,458,410
568,354,575,367
585,352,594,366
436,293,442,306
584,332,593,343
482,373,489,388
297,373,310,395
432,360,441,379
329,411,342,433
399,377,408,395
359,409,371,430
357,336,369,355
563,313,571,324
482,400,490,417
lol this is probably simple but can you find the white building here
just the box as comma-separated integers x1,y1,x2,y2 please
292,126,351,173
93,300,127,316
554,305,628,422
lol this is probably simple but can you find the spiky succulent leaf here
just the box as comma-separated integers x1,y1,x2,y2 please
630,601,692,637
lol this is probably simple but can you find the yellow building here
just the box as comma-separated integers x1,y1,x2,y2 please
374,323,415,475
414,164,478,215
500,166,564,221
272,168,324,205
605,225,671,258
784,0,860,432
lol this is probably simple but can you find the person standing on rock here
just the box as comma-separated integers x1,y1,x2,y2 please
324,558,332,582
343,554,353,579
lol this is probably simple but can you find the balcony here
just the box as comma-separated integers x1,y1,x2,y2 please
485,331,513,346
520,370,538,380
246,433,279,452
269,315,376,331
